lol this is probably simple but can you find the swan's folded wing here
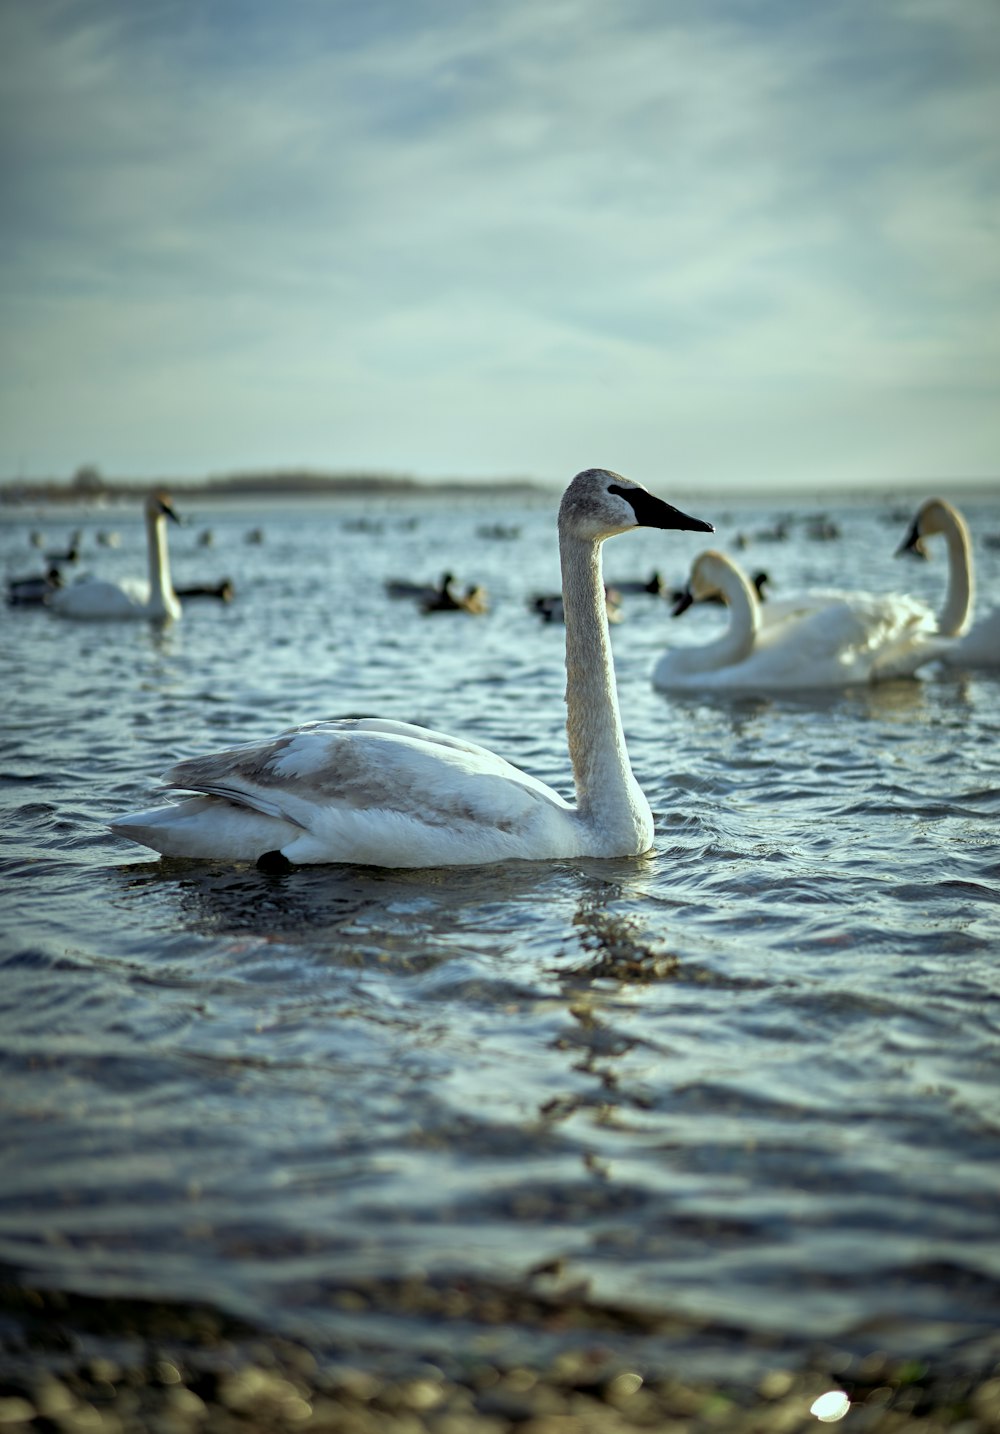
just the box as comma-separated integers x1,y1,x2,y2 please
49,576,150,617
160,717,571,833
756,592,933,659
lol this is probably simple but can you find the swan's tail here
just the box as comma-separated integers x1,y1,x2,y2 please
110,797,293,860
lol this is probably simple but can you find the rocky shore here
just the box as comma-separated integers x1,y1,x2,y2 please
1,1277,997,1433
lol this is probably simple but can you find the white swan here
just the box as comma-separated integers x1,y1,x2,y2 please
47,492,182,621
896,497,999,668
652,549,941,693
111,469,713,867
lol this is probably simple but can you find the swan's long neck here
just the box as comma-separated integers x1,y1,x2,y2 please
937,506,973,637
559,528,651,850
146,510,175,615
709,563,758,668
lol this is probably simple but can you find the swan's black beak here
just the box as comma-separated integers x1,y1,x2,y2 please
895,520,925,559
160,500,181,525
671,586,695,617
660,502,714,533
646,495,714,533
611,485,714,533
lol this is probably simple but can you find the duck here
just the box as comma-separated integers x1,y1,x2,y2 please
6,564,65,607
110,469,713,867
476,522,520,540
896,498,999,667
384,571,455,603
422,581,489,614
606,570,666,596
44,530,83,564
653,549,941,693
174,578,235,603
806,515,841,542
531,584,622,624
46,492,182,621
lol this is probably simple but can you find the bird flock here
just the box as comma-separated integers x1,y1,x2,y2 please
5,471,997,868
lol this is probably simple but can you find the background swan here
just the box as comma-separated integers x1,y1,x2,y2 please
47,492,181,621
896,497,999,667
111,469,713,867
653,549,941,693
938,609,1000,668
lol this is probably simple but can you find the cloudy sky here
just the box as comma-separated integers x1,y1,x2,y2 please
1,0,998,491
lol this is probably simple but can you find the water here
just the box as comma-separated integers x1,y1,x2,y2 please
2,485,999,1381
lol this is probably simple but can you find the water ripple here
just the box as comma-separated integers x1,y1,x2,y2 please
1,493,999,1375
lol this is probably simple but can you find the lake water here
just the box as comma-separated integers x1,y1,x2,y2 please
1,482,999,1385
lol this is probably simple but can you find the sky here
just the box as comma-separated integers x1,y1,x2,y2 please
1,0,998,492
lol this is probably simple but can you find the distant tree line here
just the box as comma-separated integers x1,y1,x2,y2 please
1,467,542,503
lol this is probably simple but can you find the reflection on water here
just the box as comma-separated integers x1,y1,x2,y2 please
1,491,999,1381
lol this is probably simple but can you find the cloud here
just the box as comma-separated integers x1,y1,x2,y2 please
0,0,997,485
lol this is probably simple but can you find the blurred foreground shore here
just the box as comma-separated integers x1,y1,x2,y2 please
1,1276,998,1434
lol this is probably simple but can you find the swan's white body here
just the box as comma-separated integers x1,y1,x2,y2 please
653,550,942,693
897,498,999,669
938,610,1000,668
112,469,713,867
47,493,181,621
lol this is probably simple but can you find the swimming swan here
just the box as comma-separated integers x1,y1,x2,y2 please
110,470,713,867
896,498,999,668
652,549,940,692
47,492,181,621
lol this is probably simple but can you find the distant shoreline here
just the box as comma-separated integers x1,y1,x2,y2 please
1,470,997,507
0,471,548,506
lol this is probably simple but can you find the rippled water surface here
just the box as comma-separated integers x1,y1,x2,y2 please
2,485,999,1380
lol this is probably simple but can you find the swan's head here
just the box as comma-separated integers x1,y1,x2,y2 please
895,497,955,559
672,549,740,615
561,469,714,541
147,490,181,525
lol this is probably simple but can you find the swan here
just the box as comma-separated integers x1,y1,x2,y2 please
111,469,713,867
47,492,181,621
896,497,999,668
653,549,941,693
670,568,769,608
